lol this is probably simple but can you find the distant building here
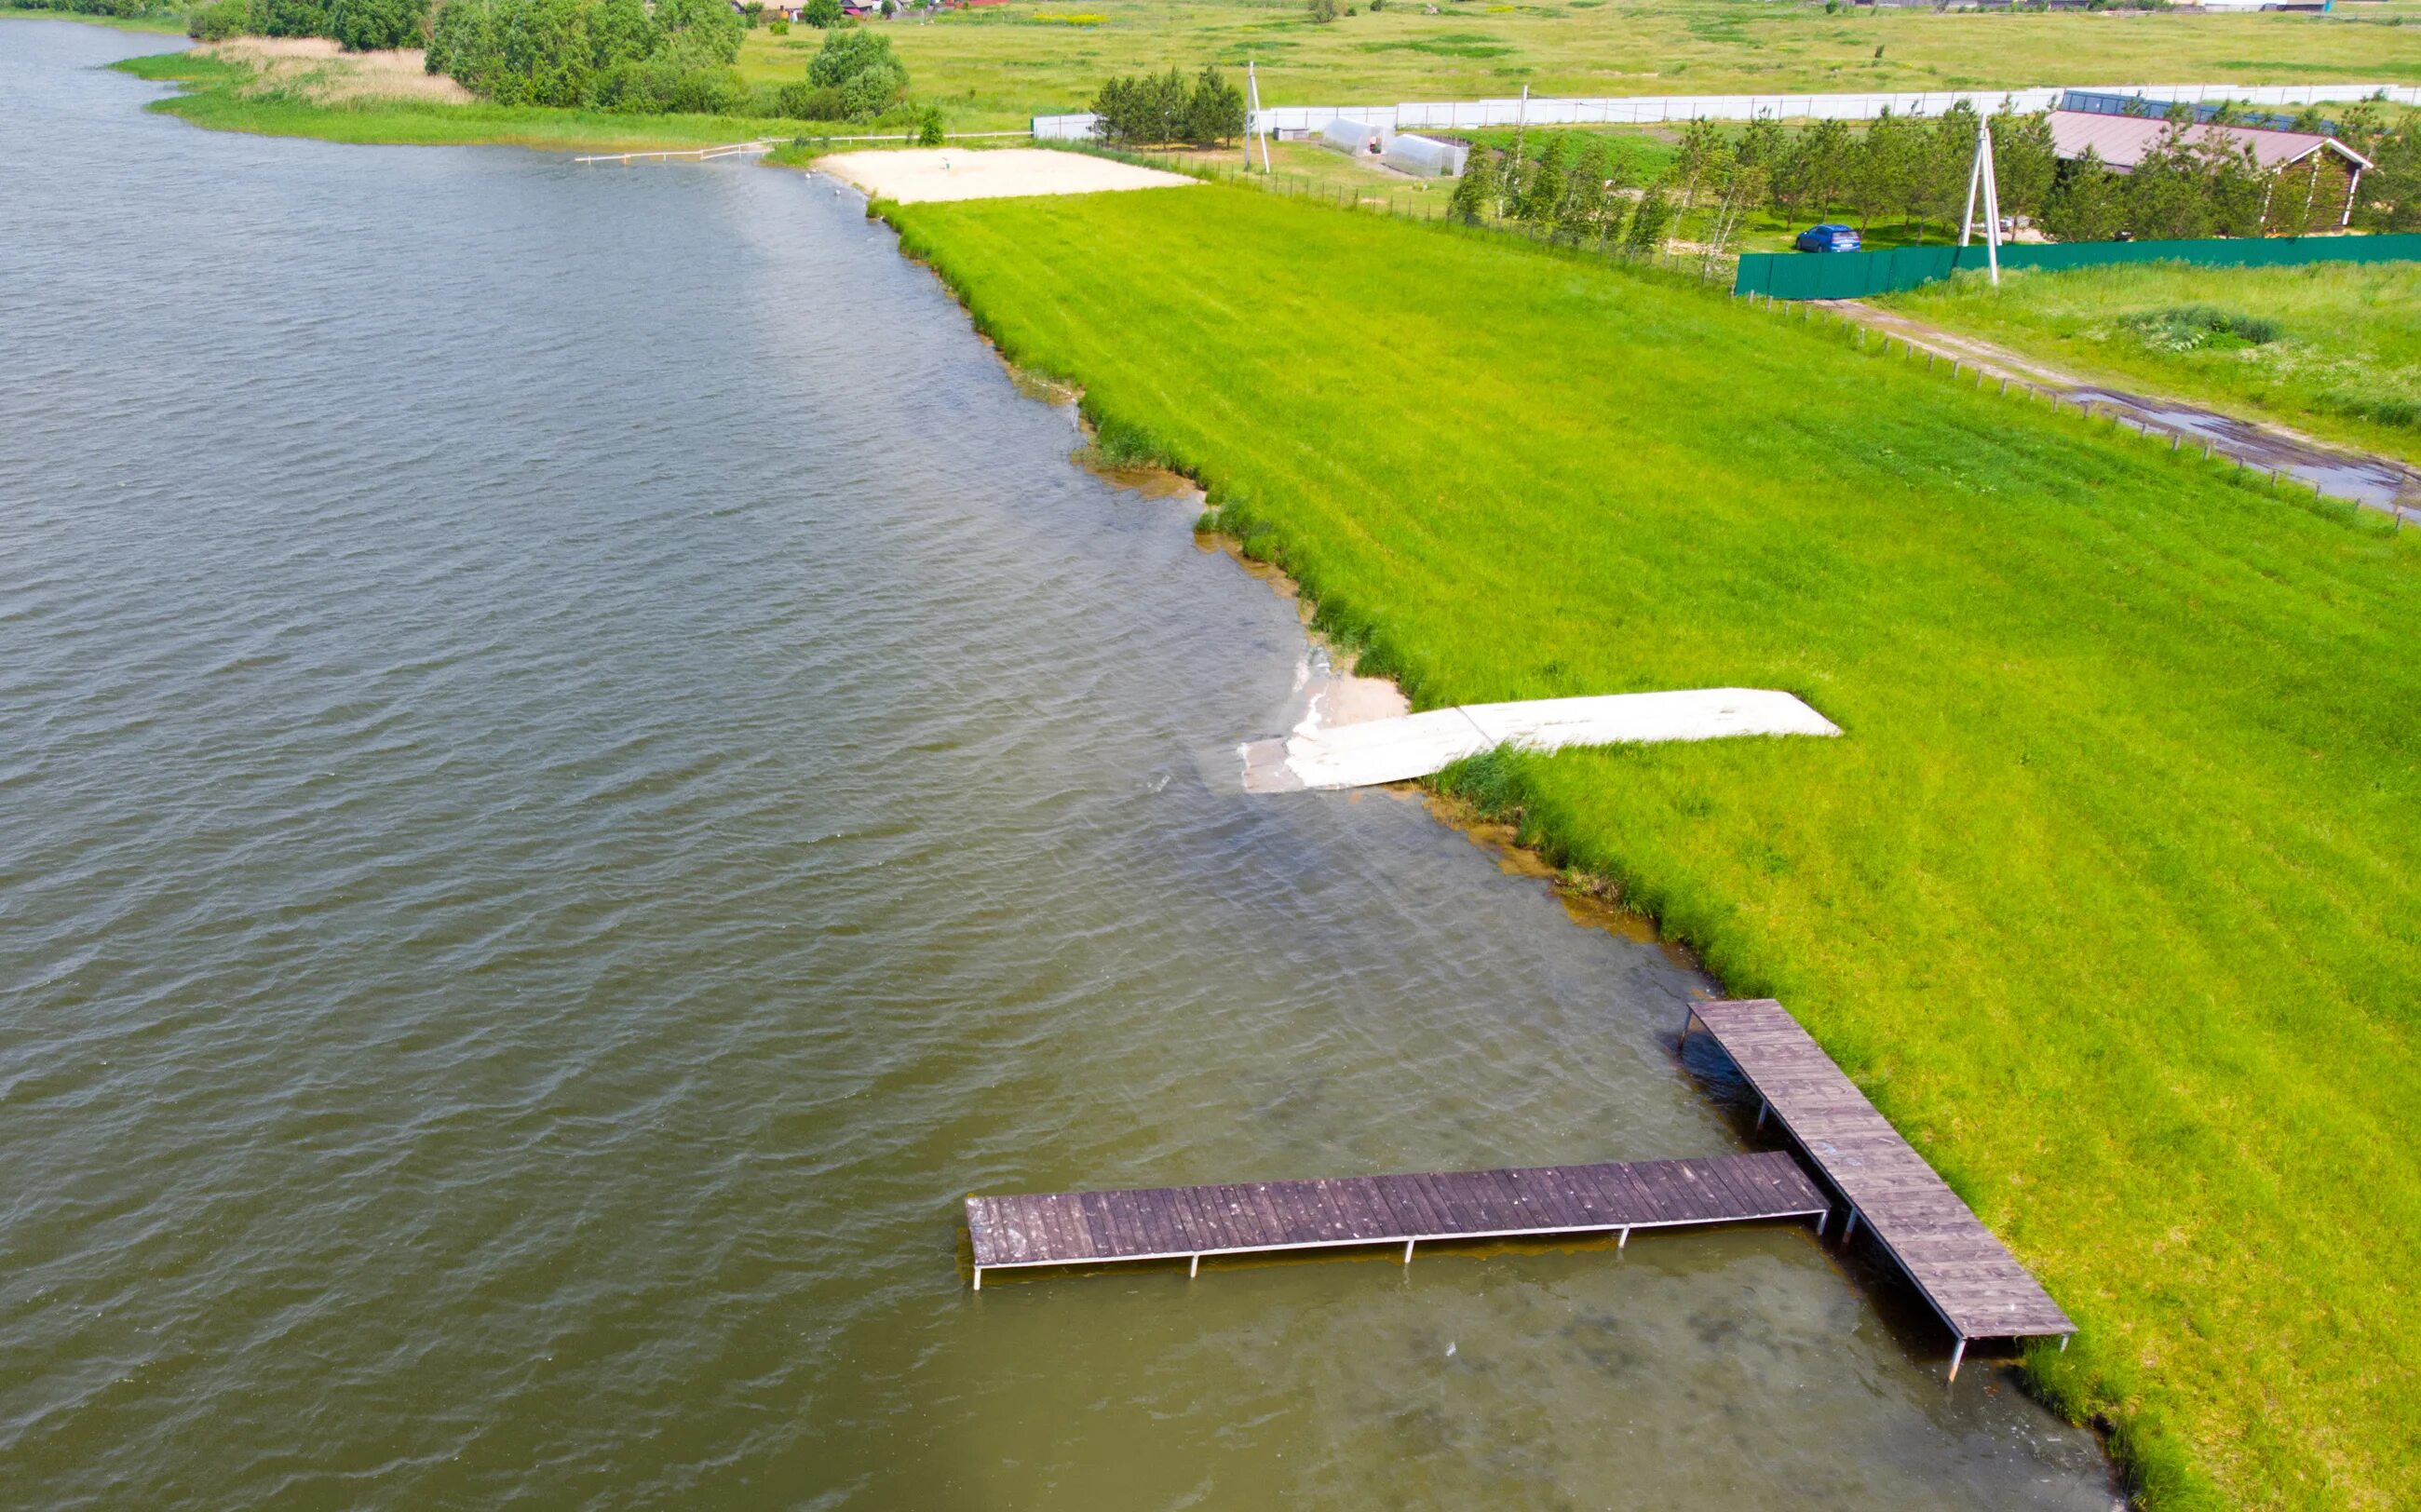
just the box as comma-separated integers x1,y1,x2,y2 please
2046,109,2374,227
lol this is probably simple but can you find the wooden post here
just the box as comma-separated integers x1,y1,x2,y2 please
1191,1253,1201,1277
1843,1208,1860,1246
1756,1099,1769,1130
1402,1238,1414,1264
1816,1208,1829,1237
1948,1335,1968,1382
973,1266,982,1291
1618,1226,1630,1249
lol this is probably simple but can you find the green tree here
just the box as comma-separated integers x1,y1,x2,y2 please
2195,136,2265,237
808,25,908,119
1517,132,1571,229
801,0,841,24
1624,182,1672,256
2126,122,2209,241
654,0,743,63
1988,103,2057,223
1181,65,1245,146
1555,138,1608,245
1448,143,1498,225
917,104,944,145
328,0,427,48
1846,107,1913,235
1798,117,1852,219
1922,102,1981,237
588,0,656,70
2042,148,2124,242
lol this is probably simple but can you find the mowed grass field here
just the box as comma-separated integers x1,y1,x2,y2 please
883,184,2420,1509
744,0,2421,130
1887,261,2421,471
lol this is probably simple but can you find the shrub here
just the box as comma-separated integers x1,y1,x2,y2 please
329,0,430,49
802,0,841,22
591,57,747,113
188,0,248,37
773,80,845,117
1308,0,1337,20
805,26,908,118
2121,305,2281,352
917,103,944,145
767,15,786,32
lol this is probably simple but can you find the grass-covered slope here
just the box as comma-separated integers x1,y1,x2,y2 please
884,184,2420,1510
1887,261,2421,472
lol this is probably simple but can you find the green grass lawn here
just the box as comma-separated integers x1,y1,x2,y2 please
882,182,2419,1511
784,0,2421,131
1884,260,2421,472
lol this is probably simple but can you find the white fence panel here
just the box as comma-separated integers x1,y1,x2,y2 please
1035,83,2419,142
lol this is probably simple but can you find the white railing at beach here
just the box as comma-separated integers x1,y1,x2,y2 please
1032,82,2421,141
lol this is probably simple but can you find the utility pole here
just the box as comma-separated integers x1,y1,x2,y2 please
1959,115,2002,287
1247,61,1272,174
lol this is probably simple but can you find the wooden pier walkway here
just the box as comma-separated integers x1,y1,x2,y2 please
967,1150,1827,1289
1686,999,2074,1377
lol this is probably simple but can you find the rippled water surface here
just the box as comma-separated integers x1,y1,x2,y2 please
0,22,2118,1508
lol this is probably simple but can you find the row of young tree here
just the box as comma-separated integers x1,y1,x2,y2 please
1089,66,1247,148
421,0,908,119
1449,97,2421,268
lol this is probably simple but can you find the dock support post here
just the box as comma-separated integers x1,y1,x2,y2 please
1618,1226,1630,1249
2061,1334,2070,1352
1190,1254,1200,1278
1402,1239,1414,1264
1816,1208,1828,1237
1843,1208,1860,1246
973,1266,982,1291
1756,1099,1768,1130
1948,1336,1968,1383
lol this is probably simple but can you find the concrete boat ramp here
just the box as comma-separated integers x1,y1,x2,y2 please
1240,687,1841,792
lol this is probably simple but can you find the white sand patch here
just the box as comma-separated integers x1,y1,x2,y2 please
818,148,1197,204
1241,690,1842,792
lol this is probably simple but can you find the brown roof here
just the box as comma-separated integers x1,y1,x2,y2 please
2048,110,2373,175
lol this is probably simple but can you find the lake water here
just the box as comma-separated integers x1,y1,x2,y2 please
0,22,2117,1508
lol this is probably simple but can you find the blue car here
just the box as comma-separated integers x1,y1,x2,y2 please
1794,223,1861,253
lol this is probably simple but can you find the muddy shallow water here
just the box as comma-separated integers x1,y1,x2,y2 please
0,22,2118,1507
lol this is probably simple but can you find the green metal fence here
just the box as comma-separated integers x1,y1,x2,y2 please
1733,233,2421,300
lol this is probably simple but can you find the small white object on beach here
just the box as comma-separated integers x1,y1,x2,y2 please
1240,689,1841,793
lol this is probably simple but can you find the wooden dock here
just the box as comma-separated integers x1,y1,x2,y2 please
1686,999,2074,1377
967,1150,1828,1289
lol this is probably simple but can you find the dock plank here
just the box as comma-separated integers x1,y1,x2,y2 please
967,1151,1828,1281
1693,999,2073,1343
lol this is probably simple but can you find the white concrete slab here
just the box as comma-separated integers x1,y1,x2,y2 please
1240,689,1840,792
817,148,1196,204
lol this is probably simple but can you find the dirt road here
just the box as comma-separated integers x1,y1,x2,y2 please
1819,301,2420,526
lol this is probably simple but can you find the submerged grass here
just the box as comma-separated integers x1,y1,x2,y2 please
1887,261,2421,472
883,183,2420,1510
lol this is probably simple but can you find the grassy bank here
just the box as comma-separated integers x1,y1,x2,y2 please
114,48,818,152
1885,261,2421,471
1,4,187,34
882,182,2418,1509
774,0,2421,131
